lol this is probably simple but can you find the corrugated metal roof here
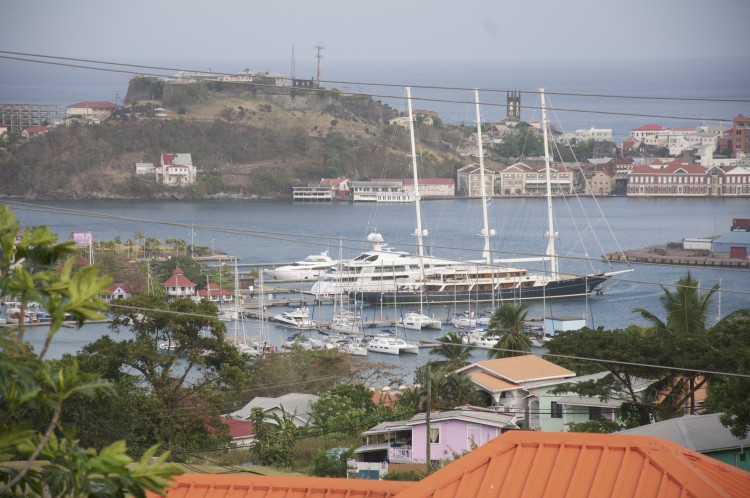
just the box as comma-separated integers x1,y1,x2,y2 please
150,474,411,498
619,413,750,453
394,431,750,498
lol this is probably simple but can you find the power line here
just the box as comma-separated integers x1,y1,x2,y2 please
1,52,747,123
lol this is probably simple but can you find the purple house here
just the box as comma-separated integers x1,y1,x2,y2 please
352,406,517,479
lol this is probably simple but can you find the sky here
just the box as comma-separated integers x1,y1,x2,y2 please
2,0,749,72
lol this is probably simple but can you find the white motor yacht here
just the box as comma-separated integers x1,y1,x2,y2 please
271,307,317,330
264,251,337,281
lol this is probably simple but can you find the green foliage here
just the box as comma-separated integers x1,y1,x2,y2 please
79,294,251,450
381,470,422,481
491,129,543,158
428,331,473,372
149,255,204,285
249,408,301,468
323,132,354,177
567,418,623,434
311,448,354,477
0,205,181,497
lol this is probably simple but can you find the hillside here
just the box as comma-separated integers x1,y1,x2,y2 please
0,79,480,200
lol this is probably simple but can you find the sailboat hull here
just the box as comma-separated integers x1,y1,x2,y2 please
358,273,610,306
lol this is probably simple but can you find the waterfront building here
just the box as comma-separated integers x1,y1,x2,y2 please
194,282,233,304
627,159,750,197
292,177,349,202
456,163,500,197
381,178,455,198
351,180,412,202
495,162,575,196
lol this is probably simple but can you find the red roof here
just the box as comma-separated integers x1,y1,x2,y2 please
396,431,750,498
219,417,253,439
632,123,664,131
162,153,176,166
25,125,49,134
68,101,120,109
161,267,196,288
147,474,410,498
196,283,232,298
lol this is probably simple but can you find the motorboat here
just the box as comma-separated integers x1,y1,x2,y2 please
366,332,419,355
327,310,364,335
264,251,337,281
271,307,317,330
461,329,500,349
399,310,441,331
284,332,324,350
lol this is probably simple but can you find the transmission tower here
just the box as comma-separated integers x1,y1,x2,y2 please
314,43,324,85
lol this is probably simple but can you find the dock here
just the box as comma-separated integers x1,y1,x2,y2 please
604,246,750,268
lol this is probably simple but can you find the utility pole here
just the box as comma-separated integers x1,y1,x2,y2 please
425,364,431,472
314,43,324,85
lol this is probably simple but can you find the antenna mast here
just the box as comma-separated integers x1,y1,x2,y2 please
314,43,325,84
291,45,296,80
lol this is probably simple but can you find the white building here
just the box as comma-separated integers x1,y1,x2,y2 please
135,153,197,186
575,127,613,142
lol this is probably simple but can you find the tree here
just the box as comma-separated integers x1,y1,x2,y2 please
428,331,473,372
79,294,251,450
487,302,533,358
249,408,302,468
0,205,181,497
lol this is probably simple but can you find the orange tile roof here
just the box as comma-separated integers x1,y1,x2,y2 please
395,431,750,498
149,474,412,498
468,371,519,393
459,355,575,384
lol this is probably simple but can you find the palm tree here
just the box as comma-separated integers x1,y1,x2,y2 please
487,302,532,359
429,331,473,372
634,271,719,335
633,271,749,416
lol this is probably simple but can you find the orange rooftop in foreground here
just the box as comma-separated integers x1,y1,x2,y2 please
150,431,750,498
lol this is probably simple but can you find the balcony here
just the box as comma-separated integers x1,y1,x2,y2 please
388,446,414,463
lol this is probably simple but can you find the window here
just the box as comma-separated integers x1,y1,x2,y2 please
429,427,440,444
589,406,602,420
551,402,563,418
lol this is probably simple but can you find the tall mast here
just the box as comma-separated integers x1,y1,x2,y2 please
474,89,493,265
540,88,559,277
406,87,425,275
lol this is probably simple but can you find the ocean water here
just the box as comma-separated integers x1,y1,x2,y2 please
1,56,749,141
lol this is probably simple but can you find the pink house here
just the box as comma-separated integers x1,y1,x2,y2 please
353,406,516,479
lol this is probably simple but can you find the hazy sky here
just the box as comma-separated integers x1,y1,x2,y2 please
2,0,749,69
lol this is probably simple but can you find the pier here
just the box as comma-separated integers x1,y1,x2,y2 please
604,246,750,268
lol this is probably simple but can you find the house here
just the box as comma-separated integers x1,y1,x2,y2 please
218,416,253,448
148,431,750,497
226,393,319,427
575,127,613,142
619,413,750,472
67,101,120,123
528,371,650,432
160,267,196,299
455,355,576,429
194,282,233,304
135,153,197,186
21,125,50,138
353,406,517,479
101,283,132,302
584,167,616,195
292,177,350,202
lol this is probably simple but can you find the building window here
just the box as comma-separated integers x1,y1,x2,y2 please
589,406,602,420
551,402,563,418
429,427,440,444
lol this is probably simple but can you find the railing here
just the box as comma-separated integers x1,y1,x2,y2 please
389,446,414,462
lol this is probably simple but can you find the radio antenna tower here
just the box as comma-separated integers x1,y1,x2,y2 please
315,43,325,84
291,45,296,80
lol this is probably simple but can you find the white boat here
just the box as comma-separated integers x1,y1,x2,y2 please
271,307,317,330
366,332,419,355
461,329,500,349
264,251,337,280
399,310,441,331
450,310,491,329
327,309,365,335
284,332,324,350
